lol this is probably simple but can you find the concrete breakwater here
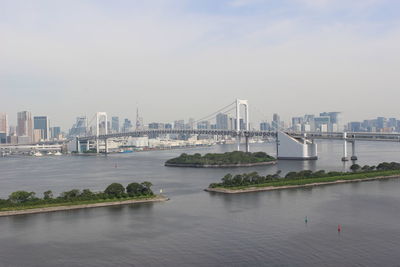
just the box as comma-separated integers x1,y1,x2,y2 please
0,195,169,217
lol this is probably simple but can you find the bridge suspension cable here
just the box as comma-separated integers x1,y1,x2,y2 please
193,101,236,124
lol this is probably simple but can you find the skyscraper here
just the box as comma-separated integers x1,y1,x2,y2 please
112,116,119,133
272,113,280,130
34,116,49,140
216,113,228,129
0,112,8,143
17,111,33,142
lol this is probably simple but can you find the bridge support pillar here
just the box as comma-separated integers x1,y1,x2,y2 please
105,138,108,154
87,140,90,152
245,136,250,153
237,135,241,151
96,138,99,154
342,132,349,161
76,137,81,153
350,141,357,161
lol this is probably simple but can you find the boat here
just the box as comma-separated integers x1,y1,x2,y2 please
54,151,62,156
47,151,53,155
119,150,134,153
33,152,43,157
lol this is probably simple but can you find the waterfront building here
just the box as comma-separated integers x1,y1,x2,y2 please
291,117,303,131
0,113,8,143
50,127,61,139
33,129,42,143
314,116,330,132
304,114,315,131
376,117,387,129
260,121,270,131
17,111,33,143
34,116,49,140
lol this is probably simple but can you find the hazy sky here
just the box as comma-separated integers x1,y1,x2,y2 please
1,0,400,129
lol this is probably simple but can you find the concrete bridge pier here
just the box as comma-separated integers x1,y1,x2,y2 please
105,138,108,154
76,137,81,153
350,140,358,161
96,138,99,154
245,135,250,153
342,132,349,161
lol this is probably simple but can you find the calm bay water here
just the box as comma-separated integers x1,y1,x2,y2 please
1,140,400,266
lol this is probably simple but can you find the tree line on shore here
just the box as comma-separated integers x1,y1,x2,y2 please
166,151,276,165
209,161,400,188
0,182,154,209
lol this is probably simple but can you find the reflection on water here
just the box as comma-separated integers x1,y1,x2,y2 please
1,141,400,266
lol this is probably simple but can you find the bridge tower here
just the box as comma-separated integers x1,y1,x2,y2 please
235,99,249,152
96,112,108,153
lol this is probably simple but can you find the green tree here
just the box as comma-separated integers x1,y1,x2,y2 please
80,189,95,199
104,183,125,197
9,191,36,203
141,181,153,195
126,182,143,197
350,164,361,172
61,189,81,200
43,190,53,200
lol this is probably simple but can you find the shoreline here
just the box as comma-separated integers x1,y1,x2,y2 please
0,195,169,217
165,161,277,168
205,175,400,194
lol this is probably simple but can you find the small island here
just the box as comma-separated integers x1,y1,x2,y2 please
0,181,168,217
206,162,400,193
165,151,277,168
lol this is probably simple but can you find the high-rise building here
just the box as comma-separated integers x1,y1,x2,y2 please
136,108,143,130
50,127,61,139
122,119,132,132
17,111,33,143
111,116,119,133
314,116,330,132
197,121,210,129
187,118,195,129
0,113,8,143
272,113,280,130
216,113,228,129
34,116,49,140
260,122,270,131
174,120,185,129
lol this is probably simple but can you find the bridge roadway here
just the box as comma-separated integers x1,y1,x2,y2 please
78,129,400,142
287,132,400,142
78,129,277,141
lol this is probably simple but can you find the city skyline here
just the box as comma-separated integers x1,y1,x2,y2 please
1,0,400,128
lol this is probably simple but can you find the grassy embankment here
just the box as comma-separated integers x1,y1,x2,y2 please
0,181,157,212
216,170,400,190
0,195,158,212
208,162,400,190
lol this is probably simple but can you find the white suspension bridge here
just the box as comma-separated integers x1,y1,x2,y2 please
73,99,400,161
